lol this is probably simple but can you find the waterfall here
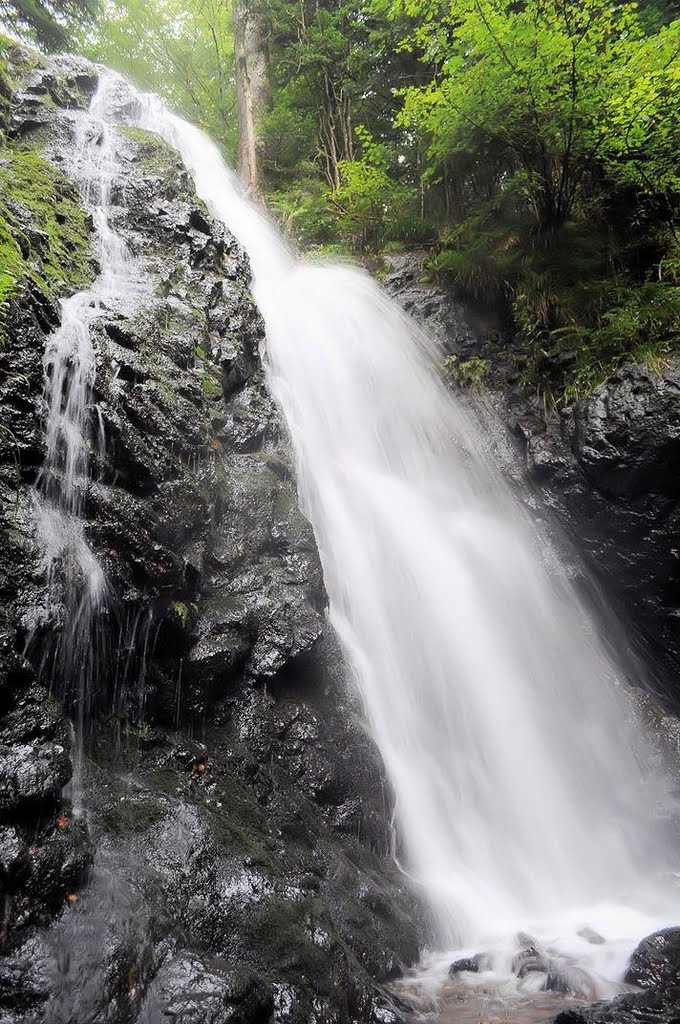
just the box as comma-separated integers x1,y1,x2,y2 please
33,73,147,742
85,74,679,989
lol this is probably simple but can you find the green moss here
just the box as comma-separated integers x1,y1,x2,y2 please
0,36,40,87
118,125,182,177
145,768,183,796
204,804,271,860
0,53,11,134
0,147,92,335
168,600,199,627
245,897,330,979
117,125,157,146
272,487,294,516
99,793,167,836
145,760,274,862
202,372,223,400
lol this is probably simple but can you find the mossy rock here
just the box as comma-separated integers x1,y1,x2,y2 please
0,146,93,338
98,791,168,836
244,896,333,980
0,38,94,341
118,125,185,179
202,372,223,400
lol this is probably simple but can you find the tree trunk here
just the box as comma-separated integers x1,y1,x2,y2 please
234,0,271,192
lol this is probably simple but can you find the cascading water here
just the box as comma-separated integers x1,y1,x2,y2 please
34,73,147,752
87,75,679,996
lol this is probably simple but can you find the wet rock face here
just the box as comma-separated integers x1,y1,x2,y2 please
624,928,680,990
0,48,422,1024
382,253,483,356
528,365,680,697
568,367,680,500
136,953,275,1024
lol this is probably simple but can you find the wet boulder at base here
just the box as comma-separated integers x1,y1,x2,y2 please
0,44,423,1024
624,928,680,991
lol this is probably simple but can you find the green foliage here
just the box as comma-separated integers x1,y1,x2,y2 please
370,0,679,397
268,177,339,247
392,0,679,226
79,0,237,157
0,0,96,49
557,283,680,399
11,0,675,400
333,129,397,249
261,0,429,250
442,354,490,388
260,84,318,179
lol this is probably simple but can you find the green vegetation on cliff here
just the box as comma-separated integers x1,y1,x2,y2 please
0,0,97,48
390,0,680,398
0,40,92,339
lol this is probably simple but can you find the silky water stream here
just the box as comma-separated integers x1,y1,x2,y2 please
33,72,148,794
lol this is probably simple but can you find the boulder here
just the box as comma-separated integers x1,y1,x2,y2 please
448,955,485,976
569,366,680,500
624,928,680,990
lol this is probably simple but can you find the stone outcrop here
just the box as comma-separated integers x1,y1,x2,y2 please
0,45,421,1024
519,364,680,700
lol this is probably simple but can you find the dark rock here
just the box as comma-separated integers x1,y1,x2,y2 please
624,928,680,990
577,927,606,946
510,938,589,997
0,941,50,1017
137,952,273,1024
0,827,23,876
448,955,484,976
551,921,680,1020
512,942,547,979
382,252,484,357
0,742,71,811
542,362,680,701
554,987,679,1024
570,367,680,500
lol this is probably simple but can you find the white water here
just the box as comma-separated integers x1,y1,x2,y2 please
85,76,680,996
35,74,147,729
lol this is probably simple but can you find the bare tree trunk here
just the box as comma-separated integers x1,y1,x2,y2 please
318,72,354,191
234,0,271,192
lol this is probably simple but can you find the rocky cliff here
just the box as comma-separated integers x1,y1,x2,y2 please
0,44,421,1024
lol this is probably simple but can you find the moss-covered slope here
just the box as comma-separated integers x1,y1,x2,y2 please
0,38,93,338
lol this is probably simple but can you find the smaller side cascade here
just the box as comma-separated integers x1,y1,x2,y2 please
31,70,149,758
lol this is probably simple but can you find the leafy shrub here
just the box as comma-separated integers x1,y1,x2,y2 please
442,354,491,389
